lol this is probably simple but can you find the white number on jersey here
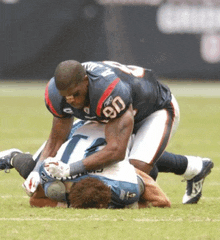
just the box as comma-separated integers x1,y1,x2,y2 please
103,61,145,78
61,134,106,163
103,96,126,118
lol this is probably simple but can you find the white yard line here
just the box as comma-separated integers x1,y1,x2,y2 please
0,217,219,222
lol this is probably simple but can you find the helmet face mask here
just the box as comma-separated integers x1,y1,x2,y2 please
39,162,57,186
39,162,67,202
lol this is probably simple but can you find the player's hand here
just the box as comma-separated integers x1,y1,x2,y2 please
44,158,70,179
22,171,40,197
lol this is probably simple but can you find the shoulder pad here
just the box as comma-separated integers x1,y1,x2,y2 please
45,77,65,118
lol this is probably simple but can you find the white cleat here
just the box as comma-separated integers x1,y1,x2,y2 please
182,158,214,204
0,149,22,172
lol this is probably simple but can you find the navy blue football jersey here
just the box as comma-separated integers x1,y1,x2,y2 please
45,61,171,124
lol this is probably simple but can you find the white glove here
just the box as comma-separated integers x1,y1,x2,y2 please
44,158,70,179
22,171,40,197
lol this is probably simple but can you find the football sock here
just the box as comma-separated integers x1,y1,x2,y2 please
182,156,203,180
156,151,188,175
149,165,158,180
12,153,36,179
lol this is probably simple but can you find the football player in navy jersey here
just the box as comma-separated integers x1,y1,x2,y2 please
43,60,177,174
22,60,213,204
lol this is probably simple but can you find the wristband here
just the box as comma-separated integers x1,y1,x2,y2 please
69,160,86,176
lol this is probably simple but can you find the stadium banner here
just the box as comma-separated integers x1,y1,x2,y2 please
0,0,107,79
1,0,219,79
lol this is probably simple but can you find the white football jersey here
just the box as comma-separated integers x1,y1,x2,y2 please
55,120,138,184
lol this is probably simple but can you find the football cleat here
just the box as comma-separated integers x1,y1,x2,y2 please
0,149,22,173
182,158,214,204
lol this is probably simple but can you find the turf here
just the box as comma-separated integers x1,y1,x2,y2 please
0,81,219,240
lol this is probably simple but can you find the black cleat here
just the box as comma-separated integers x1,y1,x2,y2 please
182,158,214,204
0,149,22,173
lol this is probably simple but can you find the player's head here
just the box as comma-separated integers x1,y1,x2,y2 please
39,162,67,202
68,177,111,209
54,60,89,109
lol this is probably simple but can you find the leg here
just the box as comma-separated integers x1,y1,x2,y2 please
0,149,22,172
130,159,153,175
130,95,180,175
129,108,171,174
156,151,188,175
12,153,36,179
182,156,213,204
0,149,35,179
0,142,47,178
155,151,214,204
149,164,158,181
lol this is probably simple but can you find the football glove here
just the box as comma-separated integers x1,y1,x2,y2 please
44,157,70,179
22,171,40,197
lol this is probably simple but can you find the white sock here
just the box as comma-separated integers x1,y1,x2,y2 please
182,156,203,180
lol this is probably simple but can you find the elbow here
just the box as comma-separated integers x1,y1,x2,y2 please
29,197,37,207
165,198,171,208
161,199,171,208
115,152,126,162
109,144,126,161
155,198,171,208
166,198,171,208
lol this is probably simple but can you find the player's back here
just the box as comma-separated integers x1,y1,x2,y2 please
84,61,172,123
55,120,138,184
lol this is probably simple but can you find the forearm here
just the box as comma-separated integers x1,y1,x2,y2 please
29,197,67,208
68,144,123,176
47,107,134,177
39,117,74,162
82,145,124,171
23,116,73,196
80,106,134,172
38,138,64,161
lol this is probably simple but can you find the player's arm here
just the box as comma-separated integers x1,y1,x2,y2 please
44,105,134,178
80,104,134,171
29,185,67,208
135,168,171,208
38,116,74,161
22,116,73,196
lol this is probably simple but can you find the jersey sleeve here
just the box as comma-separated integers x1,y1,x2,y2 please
95,78,132,120
45,77,72,118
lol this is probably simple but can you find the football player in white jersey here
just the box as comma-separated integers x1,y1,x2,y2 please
0,120,171,208
39,120,141,208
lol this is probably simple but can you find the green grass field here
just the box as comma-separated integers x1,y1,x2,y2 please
0,81,220,240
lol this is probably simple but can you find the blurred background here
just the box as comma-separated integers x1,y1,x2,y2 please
1,0,220,80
